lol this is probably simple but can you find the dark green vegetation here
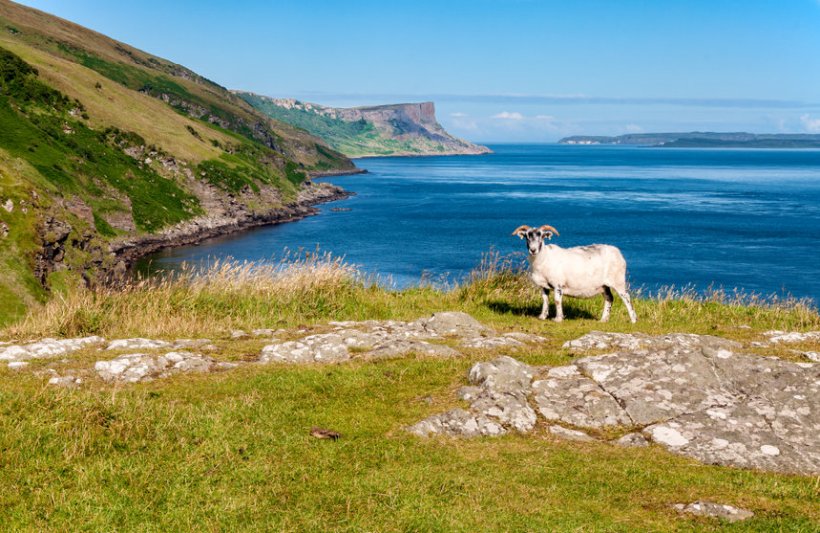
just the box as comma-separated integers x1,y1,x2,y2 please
0,0,356,323
559,132,820,148
2,258,819,531
0,48,200,231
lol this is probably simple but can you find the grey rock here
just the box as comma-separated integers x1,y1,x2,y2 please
172,338,213,350
803,351,820,362
575,347,736,426
259,313,504,364
407,408,506,437
230,330,249,340
763,330,820,344
460,335,524,350
48,375,82,387
367,340,460,359
107,338,171,351
532,370,631,429
549,425,596,442
673,501,754,523
417,312,488,337
7,361,29,370
0,336,105,361
563,331,740,355
502,332,548,344
410,356,537,437
95,351,236,383
412,332,819,475
613,432,649,447
260,333,354,364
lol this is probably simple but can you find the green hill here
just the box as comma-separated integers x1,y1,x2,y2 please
237,93,491,158
0,0,356,324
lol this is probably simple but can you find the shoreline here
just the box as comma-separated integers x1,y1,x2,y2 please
111,181,355,273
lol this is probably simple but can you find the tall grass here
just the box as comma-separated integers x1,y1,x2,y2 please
5,252,367,339
4,250,819,340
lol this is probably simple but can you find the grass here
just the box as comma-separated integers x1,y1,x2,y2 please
1,255,819,531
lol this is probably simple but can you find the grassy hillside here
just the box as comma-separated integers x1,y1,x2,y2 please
0,0,356,324
238,93,491,158
1,257,818,530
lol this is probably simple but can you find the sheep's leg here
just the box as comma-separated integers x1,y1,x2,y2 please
615,287,638,323
553,286,564,322
601,286,613,322
538,287,550,320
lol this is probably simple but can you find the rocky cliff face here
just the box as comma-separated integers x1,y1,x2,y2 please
237,94,491,158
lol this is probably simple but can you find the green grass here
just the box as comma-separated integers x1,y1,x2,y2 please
1,257,819,531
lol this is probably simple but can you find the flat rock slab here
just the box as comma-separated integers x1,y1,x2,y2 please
763,330,820,344
260,312,545,364
0,336,104,361
95,351,237,383
411,332,819,476
673,501,754,523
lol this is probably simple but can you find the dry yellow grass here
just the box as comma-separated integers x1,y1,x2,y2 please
0,36,231,164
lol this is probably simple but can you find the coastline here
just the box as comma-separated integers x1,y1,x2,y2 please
111,181,355,273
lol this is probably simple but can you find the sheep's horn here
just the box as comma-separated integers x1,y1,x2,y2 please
512,225,531,236
538,225,560,236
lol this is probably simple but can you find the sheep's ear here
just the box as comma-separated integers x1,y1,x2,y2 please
512,225,530,239
538,225,560,239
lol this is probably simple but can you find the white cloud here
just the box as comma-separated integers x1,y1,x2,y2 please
492,111,524,120
800,114,820,133
534,114,556,121
624,123,643,133
450,112,468,118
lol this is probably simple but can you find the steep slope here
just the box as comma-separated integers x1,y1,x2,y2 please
0,0,357,324
236,93,491,158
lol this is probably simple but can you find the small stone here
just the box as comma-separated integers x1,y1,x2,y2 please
614,432,649,447
673,501,754,523
7,361,29,370
230,330,249,340
48,375,81,387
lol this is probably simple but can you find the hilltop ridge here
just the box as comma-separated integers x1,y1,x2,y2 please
235,93,491,158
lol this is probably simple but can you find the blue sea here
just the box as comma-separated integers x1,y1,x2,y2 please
137,144,820,302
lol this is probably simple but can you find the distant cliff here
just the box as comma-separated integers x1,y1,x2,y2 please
235,94,491,158
559,132,820,148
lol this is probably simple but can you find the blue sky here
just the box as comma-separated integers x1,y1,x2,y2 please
16,0,820,142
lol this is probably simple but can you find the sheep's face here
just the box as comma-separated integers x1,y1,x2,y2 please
514,226,555,256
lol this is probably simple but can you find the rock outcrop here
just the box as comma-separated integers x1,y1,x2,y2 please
95,351,236,383
259,312,545,364
411,331,819,476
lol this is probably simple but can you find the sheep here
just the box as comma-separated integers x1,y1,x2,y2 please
512,224,638,323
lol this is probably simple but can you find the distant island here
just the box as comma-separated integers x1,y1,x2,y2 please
235,93,491,158
559,132,820,148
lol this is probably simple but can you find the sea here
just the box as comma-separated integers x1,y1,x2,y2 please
136,144,820,302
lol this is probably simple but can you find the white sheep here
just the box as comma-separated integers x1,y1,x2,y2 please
513,224,638,323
